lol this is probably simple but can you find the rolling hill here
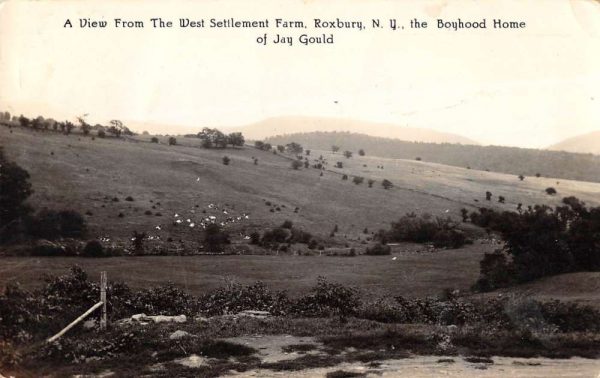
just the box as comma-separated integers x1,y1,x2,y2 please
227,116,479,145
2,126,599,244
2,126,600,307
548,131,600,155
266,131,600,183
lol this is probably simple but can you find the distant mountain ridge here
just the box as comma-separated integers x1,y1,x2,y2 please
227,116,479,145
548,131,600,155
266,131,600,183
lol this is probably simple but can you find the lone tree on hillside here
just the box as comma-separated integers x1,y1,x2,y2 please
228,132,245,147
286,142,303,154
77,114,91,136
107,120,125,137
198,127,228,148
382,179,393,190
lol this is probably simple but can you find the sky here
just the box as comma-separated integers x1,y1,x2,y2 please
0,0,599,148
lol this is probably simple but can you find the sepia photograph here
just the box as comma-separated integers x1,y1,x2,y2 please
1,0,599,376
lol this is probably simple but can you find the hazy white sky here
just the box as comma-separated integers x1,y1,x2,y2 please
0,0,599,148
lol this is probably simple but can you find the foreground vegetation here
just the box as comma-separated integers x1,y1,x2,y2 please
1,267,599,376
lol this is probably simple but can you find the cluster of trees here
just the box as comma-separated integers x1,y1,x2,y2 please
377,213,471,249
471,197,600,291
249,220,318,252
0,149,86,244
254,141,272,151
197,128,244,148
2,111,135,138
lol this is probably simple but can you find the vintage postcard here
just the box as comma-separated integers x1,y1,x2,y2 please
1,0,599,376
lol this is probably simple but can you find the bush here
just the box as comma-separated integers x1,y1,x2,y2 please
281,220,293,229
129,283,197,316
292,277,360,318
382,179,393,189
381,213,469,249
203,223,230,251
222,156,231,165
261,227,289,244
365,243,391,255
291,160,302,170
352,176,364,185
545,187,557,195
82,240,105,257
97,130,106,138
168,137,177,145
150,137,159,143
473,198,600,290
249,231,261,245
198,281,289,316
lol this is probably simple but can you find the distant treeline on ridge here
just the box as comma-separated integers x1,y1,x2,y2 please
265,131,600,183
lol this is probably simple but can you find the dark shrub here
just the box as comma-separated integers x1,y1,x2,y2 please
352,176,364,185
474,198,600,290
291,160,302,170
261,227,289,244
292,277,360,318
545,187,557,195
281,220,293,229
82,240,105,257
131,231,146,254
198,281,289,316
382,179,393,189
222,156,230,165
204,223,230,251
365,243,391,255
249,231,261,245
168,137,177,145
381,214,469,249
290,228,313,244
150,137,159,143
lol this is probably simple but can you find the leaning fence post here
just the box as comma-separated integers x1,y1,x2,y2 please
100,271,107,330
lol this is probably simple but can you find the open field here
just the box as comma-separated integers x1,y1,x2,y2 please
0,242,492,299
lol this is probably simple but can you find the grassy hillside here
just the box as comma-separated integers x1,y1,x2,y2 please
2,126,599,248
265,131,600,183
2,126,600,310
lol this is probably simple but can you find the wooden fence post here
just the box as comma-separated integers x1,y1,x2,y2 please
100,271,107,330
